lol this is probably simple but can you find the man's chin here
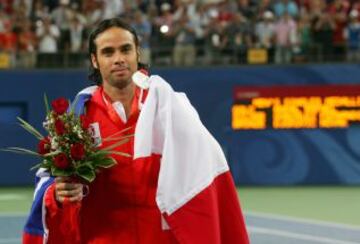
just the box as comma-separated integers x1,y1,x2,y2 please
108,77,132,89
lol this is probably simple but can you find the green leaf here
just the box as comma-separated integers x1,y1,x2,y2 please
107,150,132,157
51,167,73,177
41,159,52,168
103,126,133,140
1,147,40,157
70,95,80,114
30,163,44,171
44,151,61,157
17,117,44,140
76,164,96,182
102,138,130,151
76,161,95,170
44,93,50,114
88,150,109,162
96,157,117,169
102,134,134,142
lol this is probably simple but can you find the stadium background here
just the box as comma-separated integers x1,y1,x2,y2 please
0,0,360,243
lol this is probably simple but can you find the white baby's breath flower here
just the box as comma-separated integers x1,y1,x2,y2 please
51,137,59,150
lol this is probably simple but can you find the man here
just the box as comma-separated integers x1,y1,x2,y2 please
23,18,249,244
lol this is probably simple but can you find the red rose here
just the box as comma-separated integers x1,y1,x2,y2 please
51,98,69,115
54,153,70,169
38,137,50,155
70,143,85,161
55,119,66,135
80,115,90,129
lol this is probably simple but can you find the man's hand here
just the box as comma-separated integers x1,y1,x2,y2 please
54,177,84,203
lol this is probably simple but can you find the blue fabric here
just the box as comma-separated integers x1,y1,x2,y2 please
73,93,92,116
23,177,54,236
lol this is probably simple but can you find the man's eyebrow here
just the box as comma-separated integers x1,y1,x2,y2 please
100,43,133,53
120,43,133,49
100,47,114,53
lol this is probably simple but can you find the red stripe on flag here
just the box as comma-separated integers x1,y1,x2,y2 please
164,171,249,244
23,232,43,244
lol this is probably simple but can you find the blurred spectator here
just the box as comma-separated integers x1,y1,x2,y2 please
0,22,17,67
31,0,49,22
204,17,229,64
255,10,275,62
311,10,335,61
68,15,86,67
294,11,312,62
36,16,60,67
172,12,196,66
154,3,175,37
273,0,299,18
328,0,350,61
351,0,360,19
0,0,13,14
131,10,152,64
191,3,209,41
135,0,151,14
216,0,235,23
82,0,102,28
42,0,60,12
308,0,326,20
344,9,360,62
102,0,125,19
153,2,175,62
13,0,32,18
12,1,29,35
0,8,9,33
227,13,253,63
154,0,175,13
255,0,274,21
17,20,37,68
236,0,257,21
274,12,297,64
51,0,73,51
118,1,136,23
173,0,197,22
69,15,85,52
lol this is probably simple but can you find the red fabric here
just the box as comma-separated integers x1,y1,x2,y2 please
45,184,81,244
44,86,178,244
23,232,43,244
328,2,350,45
164,171,249,244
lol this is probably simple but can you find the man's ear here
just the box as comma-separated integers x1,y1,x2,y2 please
91,54,98,69
137,48,141,63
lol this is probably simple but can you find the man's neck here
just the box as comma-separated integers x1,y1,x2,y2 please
103,82,135,117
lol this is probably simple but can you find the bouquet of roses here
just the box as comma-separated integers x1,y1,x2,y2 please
4,96,131,183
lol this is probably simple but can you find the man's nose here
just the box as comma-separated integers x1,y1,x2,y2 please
114,51,125,64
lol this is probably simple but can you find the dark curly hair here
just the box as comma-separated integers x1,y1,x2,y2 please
88,18,148,85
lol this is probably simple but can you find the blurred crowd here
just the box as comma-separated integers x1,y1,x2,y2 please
1,0,360,68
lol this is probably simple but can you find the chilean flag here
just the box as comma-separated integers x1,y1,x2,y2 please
134,75,249,243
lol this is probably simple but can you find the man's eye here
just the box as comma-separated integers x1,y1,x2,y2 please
101,48,114,56
122,46,132,53
103,51,113,56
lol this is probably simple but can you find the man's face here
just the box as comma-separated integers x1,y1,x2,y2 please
91,27,139,89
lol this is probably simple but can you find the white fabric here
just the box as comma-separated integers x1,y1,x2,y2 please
112,102,127,123
134,75,229,215
34,168,50,199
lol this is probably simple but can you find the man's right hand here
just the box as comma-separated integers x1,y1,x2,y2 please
54,177,84,203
